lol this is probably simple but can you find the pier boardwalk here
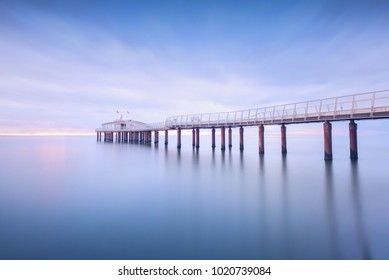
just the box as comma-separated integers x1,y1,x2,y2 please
96,90,389,160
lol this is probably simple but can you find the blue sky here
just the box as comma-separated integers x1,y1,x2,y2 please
1,0,389,134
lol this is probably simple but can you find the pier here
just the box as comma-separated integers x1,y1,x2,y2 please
96,90,389,160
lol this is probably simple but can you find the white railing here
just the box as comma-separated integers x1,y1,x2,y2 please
165,90,389,128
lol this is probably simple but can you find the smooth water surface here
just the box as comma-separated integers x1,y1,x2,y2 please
0,130,388,259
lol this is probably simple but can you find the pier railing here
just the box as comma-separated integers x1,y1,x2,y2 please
165,90,389,128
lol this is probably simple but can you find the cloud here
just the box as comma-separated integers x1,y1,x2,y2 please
1,1,389,134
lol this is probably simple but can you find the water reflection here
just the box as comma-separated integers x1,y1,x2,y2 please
281,154,291,259
350,160,371,259
258,153,267,258
324,161,341,259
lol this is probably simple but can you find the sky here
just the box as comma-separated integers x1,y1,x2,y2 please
1,0,389,134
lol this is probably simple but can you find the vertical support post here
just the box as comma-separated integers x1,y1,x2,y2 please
211,127,216,149
228,127,232,148
349,120,358,159
281,124,287,154
96,132,99,141
164,130,168,145
195,128,200,149
323,121,333,160
155,131,159,144
258,125,265,154
177,128,181,149
239,126,244,151
192,129,196,147
221,126,226,151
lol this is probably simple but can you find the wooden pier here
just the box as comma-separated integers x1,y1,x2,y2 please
96,90,389,160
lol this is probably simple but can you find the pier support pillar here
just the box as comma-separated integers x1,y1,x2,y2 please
192,129,196,147
281,124,287,154
258,125,265,154
211,128,216,149
177,128,182,149
164,130,168,145
195,128,200,149
239,126,244,151
323,121,333,160
154,131,159,144
221,127,226,151
349,120,358,159
228,127,232,148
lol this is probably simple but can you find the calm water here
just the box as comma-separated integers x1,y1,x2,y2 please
0,129,388,260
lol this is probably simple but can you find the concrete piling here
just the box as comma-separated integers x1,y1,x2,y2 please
221,127,226,151
281,124,287,154
258,125,265,154
177,128,182,149
239,126,244,151
192,129,195,147
228,127,232,148
349,120,358,159
195,128,200,149
323,121,333,160
211,128,216,149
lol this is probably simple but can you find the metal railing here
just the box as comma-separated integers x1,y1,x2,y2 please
165,90,389,129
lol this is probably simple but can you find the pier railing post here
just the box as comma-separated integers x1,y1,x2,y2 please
349,120,358,159
323,121,333,160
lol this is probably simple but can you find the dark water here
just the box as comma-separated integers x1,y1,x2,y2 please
0,130,388,260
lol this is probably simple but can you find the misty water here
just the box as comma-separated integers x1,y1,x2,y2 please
0,127,388,260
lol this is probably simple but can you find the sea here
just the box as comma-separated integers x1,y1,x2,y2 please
0,125,388,260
